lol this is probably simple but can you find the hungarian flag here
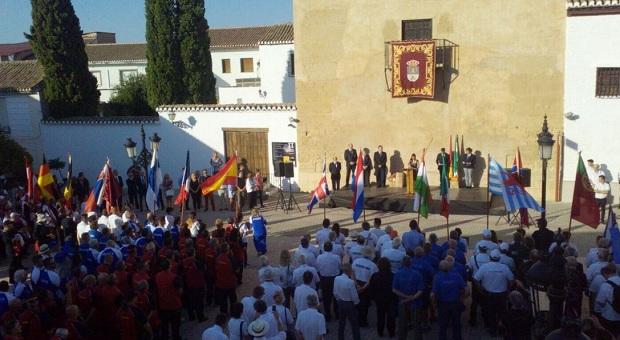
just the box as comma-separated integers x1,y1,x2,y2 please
413,159,432,218
63,154,73,209
570,154,600,228
440,160,450,219
452,135,460,179
37,156,55,201
201,155,237,195
174,150,191,206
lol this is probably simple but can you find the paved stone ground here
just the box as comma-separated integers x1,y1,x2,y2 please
0,191,604,339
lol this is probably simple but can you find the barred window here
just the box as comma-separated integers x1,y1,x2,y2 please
596,68,620,97
402,19,432,41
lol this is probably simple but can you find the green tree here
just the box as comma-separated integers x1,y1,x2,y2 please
178,0,216,104
0,133,32,183
104,74,156,116
145,0,183,108
26,0,100,118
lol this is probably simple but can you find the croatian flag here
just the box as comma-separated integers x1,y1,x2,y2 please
174,150,190,206
352,150,364,222
489,157,542,213
307,159,329,214
146,149,163,212
85,161,112,212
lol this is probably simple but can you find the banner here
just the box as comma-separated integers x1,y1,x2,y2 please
392,40,436,98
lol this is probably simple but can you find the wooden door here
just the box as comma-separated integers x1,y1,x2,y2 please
223,128,269,175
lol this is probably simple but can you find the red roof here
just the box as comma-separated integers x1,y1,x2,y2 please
0,42,32,57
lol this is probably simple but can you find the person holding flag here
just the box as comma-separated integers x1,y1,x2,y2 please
146,148,163,212
175,151,191,207
37,156,56,202
569,154,601,229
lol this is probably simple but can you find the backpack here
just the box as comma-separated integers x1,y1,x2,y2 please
606,280,620,313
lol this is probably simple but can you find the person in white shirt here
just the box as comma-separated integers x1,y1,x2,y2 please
293,271,318,315
261,268,284,307
586,237,609,268
333,263,361,340
271,291,294,334
498,242,516,272
254,300,280,339
316,241,342,321
295,294,327,340
587,249,610,285
347,235,365,263
247,317,286,340
359,221,377,248
292,255,319,289
76,213,89,242
315,218,332,251
375,225,394,256
322,231,345,258
352,246,378,327
241,286,265,324
278,250,295,307
258,256,281,285
369,217,386,240
97,211,109,231
594,175,611,224
474,229,498,255
473,249,514,335
595,263,620,334
227,302,248,340
586,159,598,185
382,238,406,273
107,207,122,234
294,237,317,268
202,313,229,340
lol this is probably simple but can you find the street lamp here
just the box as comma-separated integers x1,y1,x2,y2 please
150,133,161,152
124,124,162,173
124,138,137,161
537,115,555,219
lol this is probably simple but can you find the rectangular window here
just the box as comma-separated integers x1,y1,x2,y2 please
222,59,231,73
240,58,254,73
289,52,295,76
402,19,433,41
596,67,620,97
119,70,138,84
91,71,102,87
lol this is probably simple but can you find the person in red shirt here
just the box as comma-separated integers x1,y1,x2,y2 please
204,238,217,307
181,248,206,322
124,245,138,274
96,254,113,274
18,298,46,340
214,243,238,314
116,292,151,340
132,261,151,291
155,259,182,340
2,319,22,340
114,262,130,296
64,304,88,340
96,273,122,337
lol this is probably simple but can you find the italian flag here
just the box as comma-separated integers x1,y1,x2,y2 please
413,161,432,218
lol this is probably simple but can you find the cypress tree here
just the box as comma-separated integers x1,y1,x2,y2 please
145,0,183,108
178,0,216,104
27,0,100,118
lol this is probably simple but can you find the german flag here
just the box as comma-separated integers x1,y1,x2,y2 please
200,155,238,196
37,156,55,201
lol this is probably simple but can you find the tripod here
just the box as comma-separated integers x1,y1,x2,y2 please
275,176,286,212
286,178,301,213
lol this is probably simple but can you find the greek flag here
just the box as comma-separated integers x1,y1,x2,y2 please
489,157,543,213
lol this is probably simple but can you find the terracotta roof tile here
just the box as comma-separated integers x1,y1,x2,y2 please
567,0,620,8
0,60,43,93
0,42,32,57
85,43,147,62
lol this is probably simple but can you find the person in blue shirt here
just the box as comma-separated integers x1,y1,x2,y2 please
393,256,424,340
441,230,468,256
411,246,436,332
446,252,467,281
429,233,444,260
422,243,440,270
402,220,425,254
432,260,467,340
250,208,267,256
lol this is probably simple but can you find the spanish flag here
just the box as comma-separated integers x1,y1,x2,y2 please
201,155,238,195
37,156,55,201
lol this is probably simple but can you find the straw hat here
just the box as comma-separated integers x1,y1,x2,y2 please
248,319,269,337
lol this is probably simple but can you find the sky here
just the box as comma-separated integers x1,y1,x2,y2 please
0,0,293,43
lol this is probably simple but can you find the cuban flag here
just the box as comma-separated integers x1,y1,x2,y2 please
489,157,542,213
307,159,330,214
174,150,190,206
352,150,364,222
146,149,163,212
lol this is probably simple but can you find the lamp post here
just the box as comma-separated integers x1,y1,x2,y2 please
537,115,555,219
124,124,161,173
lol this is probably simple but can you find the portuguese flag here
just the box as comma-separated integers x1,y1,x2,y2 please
570,154,600,228
200,155,238,196
413,161,432,218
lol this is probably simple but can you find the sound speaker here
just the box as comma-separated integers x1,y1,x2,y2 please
503,167,531,187
283,162,294,178
274,161,285,177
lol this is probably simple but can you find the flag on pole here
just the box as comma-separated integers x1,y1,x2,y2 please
453,135,460,179
307,159,330,214
489,157,543,213
201,155,238,196
511,148,523,175
174,150,191,206
146,149,163,212
37,156,55,201
570,154,600,228
85,160,120,212
413,159,432,218
448,135,453,180
63,154,73,208
352,150,364,222
440,159,450,219
604,207,617,240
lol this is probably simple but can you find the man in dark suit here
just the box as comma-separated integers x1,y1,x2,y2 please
344,144,357,188
329,156,342,191
362,148,373,187
461,147,476,188
436,148,449,175
373,145,387,188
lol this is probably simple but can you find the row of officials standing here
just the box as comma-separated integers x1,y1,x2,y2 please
329,144,388,190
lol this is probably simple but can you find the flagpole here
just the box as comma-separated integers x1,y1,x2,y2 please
568,217,573,232
602,203,612,237
446,215,449,239
486,153,490,227
323,153,327,220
